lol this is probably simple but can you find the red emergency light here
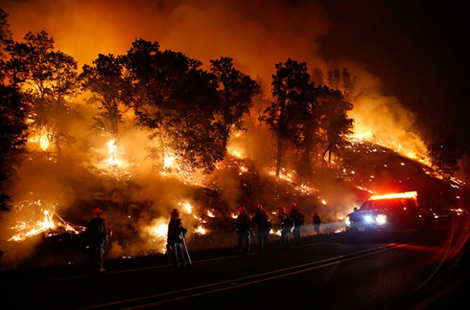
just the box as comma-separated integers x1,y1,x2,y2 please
370,191,418,201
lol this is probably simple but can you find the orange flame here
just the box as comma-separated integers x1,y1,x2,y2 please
8,202,83,242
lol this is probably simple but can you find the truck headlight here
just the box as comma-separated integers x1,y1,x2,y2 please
376,214,387,225
345,218,351,226
364,215,374,223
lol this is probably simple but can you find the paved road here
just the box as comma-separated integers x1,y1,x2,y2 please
2,219,469,309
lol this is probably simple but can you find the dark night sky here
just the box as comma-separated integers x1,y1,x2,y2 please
319,0,470,147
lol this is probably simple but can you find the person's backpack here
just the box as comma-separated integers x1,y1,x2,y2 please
237,214,251,232
88,218,108,244
284,217,294,229
263,218,272,230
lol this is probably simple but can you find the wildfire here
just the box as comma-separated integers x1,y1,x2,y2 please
267,168,318,196
179,202,193,214
147,221,168,254
158,151,207,187
106,139,124,167
8,201,84,242
194,225,207,235
207,209,215,218
145,202,213,253
163,155,176,169
39,132,50,151
95,139,131,178
149,223,167,238
27,130,51,152
228,147,246,159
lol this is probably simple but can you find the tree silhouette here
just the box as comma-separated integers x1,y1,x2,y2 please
427,128,464,174
261,59,316,176
81,54,129,137
0,10,29,210
263,60,355,175
121,40,258,173
316,86,353,165
210,57,260,147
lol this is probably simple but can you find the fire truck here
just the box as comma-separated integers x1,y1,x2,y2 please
345,191,424,241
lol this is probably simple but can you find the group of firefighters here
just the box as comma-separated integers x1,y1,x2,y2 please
85,203,322,271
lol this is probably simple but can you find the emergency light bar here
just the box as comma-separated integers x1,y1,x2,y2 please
370,191,417,201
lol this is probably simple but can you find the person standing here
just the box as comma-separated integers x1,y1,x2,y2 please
289,203,305,245
167,209,188,268
312,212,322,235
253,204,272,253
236,206,252,254
86,207,109,272
278,206,292,249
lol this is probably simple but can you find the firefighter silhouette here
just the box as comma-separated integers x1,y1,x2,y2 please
253,204,272,253
289,203,305,245
278,206,293,249
236,206,252,254
312,212,322,234
167,209,188,268
86,207,110,272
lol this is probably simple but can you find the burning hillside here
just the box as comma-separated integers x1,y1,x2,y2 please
0,3,469,269
1,129,467,268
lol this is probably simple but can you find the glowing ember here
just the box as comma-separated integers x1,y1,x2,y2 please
267,168,318,196
158,152,206,187
239,165,249,175
194,225,207,235
207,209,215,218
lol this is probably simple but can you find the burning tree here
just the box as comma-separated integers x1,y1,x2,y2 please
5,31,81,161
119,40,259,173
121,39,221,173
262,59,353,177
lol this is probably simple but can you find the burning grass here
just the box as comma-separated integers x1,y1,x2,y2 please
7,200,85,243
1,124,468,269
